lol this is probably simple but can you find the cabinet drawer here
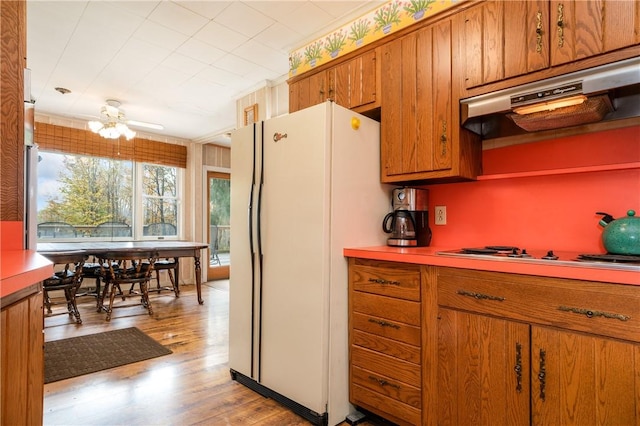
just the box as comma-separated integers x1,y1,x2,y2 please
352,329,420,363
438,267,640,343
351,384,421,426
350,260,421,301
352,291,420,326
351,365,421,408
351,345,420,387
352,312,421,346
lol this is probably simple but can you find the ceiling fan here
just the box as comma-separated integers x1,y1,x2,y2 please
87,99,163,140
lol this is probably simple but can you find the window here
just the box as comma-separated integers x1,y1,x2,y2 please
141,164,178,238
37,151,180,240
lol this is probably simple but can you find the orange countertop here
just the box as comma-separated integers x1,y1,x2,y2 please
1,250,53,299
344,246,640,286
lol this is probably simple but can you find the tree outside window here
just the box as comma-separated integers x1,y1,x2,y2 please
142,164,178,236
38,152,132,238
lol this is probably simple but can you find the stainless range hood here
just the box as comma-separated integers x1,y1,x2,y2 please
461,57,640,138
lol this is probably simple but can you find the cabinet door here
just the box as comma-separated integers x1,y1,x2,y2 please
288,78,310,113
381,34,411,177
431,19,452,171
462,1,549,88
308,70,330,106
531,326,640,425
351,49,377,108
381,25,451,180
437,308,530,426
333,61,350,107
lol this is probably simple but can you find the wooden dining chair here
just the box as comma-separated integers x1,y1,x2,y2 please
143,223,180,296
96,250,157,321
41,251,87,324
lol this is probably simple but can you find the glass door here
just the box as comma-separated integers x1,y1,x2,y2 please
207,171,230,281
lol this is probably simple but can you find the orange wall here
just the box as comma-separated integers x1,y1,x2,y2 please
423,126,640,252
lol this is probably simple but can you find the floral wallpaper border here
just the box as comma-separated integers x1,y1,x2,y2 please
289,0,460,77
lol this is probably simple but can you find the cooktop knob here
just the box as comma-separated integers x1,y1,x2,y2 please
542,250,559,260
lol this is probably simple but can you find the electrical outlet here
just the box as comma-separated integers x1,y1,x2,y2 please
435,206,447,225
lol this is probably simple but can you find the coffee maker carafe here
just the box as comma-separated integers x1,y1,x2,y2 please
382,188,432,247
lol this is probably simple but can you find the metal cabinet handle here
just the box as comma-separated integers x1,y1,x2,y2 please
538,348,547,401
514,342,523,393
368,375,400,389
368,318,400,329
368,278,400,286
457,289,505,302
440,120,448,156
535,11,544,52
557,4,565,47
558,305,630,322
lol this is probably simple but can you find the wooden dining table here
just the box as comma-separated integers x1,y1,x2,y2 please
37,241,209,304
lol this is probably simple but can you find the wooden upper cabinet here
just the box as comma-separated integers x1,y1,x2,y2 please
462,0,550,88
550,0,640,66
381,19,479,183
288,49,379,113
349,49,378,109
462,0,640,89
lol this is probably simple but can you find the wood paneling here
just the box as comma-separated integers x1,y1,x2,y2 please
1,288,44,426
0,0,26,222
203,144,230,168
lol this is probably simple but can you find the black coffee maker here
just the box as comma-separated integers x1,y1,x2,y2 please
382,188,432,247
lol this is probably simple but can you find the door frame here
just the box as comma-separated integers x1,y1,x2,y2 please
203,166,230,281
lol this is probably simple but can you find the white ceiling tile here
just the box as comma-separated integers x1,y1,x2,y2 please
243,1,306,21
134,20,190,51
105,1,161,19
177,38,226,64
214,53,260,77
214,2,274,38
194,21,248,52
117,38,173,65
234,40,289,73
254,22,304,52
178,1,231,20
161,52,208,75
196,65,241,86
147,1,210,36
279,2,334,35
27,0,385,140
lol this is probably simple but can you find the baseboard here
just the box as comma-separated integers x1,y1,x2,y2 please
230,369,328,426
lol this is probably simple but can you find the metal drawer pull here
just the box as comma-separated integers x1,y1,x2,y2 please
457,289,505,302
538,349,546,401
556,3,565,48
368,318,400,329
368,375,400,389
558,305,630,322
368,278,400,285
514,342,523,393
535,10,544,52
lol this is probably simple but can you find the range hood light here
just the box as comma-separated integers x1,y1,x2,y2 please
512,95,587,115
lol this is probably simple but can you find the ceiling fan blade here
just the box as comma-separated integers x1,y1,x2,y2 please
125,119,164,130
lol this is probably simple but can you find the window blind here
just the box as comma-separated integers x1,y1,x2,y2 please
34,122,187,168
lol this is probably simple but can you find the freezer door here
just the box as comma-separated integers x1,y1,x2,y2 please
229,124,261,378
259,103,331,414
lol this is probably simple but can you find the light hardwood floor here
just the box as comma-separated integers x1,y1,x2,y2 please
43,281,380,426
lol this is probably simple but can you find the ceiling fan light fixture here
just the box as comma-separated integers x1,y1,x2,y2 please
88,99,137,140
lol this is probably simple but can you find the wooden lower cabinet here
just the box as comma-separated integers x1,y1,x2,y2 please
1,285,44,426
348,258,424,425
437,267,640,426
348,260,640,425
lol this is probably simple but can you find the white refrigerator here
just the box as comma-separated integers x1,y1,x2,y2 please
229,101,389,425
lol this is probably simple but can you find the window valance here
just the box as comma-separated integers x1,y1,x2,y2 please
34,122,187,169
